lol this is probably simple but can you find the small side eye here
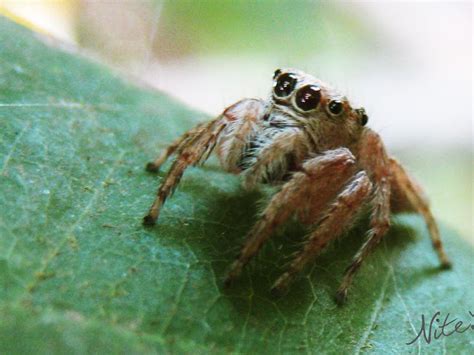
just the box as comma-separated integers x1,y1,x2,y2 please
294,85,321,111
355,108,369,126
361,114,368,126
273,68,282,79
327,100,344,116
273,73,297,98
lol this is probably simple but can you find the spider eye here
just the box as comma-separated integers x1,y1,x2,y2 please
294,85,321,111
355,108,369,126
327,100,344,116
361,114,369,126
273,68,282,79
273,73,297,98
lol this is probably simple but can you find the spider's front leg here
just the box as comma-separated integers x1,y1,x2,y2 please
143,98,266,226
225,148,358,286
242,129,310,189
271,170,373,295
145,121,208,173
270,130,392,304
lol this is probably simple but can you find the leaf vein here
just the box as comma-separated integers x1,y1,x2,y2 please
22,150,126,295
1,121,31,176
354,269,390,354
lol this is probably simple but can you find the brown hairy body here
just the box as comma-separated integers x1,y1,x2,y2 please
143,68,451,304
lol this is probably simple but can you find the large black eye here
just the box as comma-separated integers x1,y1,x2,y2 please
273,73,297,97
328,100,344,116
294,85,321,111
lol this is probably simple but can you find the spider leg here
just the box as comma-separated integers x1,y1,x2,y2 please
145,122,207,173
216,108,262,173
143,98,266,226
389,157,451,268
143,117,227,226
271,171,372,295
242,130,309,189
335,129,392,305
334,184,390,305
224,148,357,286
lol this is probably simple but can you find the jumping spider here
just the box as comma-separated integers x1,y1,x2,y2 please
143,68,451,304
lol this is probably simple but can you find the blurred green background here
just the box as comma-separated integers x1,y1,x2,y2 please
1,0,471,240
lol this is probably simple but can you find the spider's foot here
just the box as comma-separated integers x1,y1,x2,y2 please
440,259,452,270
334,288,348,306
270,272,291,297
142,214,157,227
270,284,288,298
223,261,244,288
223,275,234,288
145,162,161,173
223,273,241,288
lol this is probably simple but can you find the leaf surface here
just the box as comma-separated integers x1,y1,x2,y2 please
0,18,473,354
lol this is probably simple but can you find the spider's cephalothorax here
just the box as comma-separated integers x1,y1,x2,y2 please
143,68,451,304
217,68,369,187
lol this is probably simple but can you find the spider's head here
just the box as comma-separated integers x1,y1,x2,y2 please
269,68,369,129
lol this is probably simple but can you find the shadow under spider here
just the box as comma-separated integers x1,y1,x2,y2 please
146,172,449,324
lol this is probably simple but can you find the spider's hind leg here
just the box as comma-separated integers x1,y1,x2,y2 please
389,157,451,268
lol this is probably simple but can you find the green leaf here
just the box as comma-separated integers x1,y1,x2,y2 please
0,17,472,354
